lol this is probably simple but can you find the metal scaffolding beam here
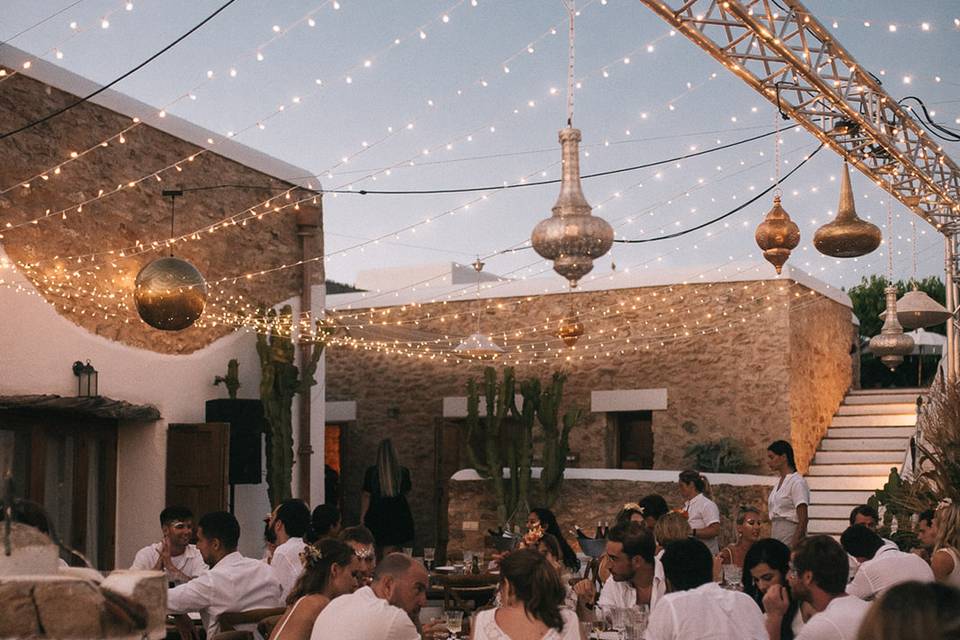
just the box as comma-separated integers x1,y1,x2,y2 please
637,0,960,232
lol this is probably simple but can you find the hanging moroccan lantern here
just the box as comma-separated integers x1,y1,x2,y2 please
894,285,952,329
556,316,585,347
813,162,882,258
755,195,800,274
134,257,207,331
531,128,613,288
453,333,504,360
869,286,915,371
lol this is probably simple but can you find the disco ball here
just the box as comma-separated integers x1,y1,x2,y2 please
134,257,207,331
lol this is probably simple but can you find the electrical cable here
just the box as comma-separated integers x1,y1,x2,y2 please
0,0,87,46
0,0,240,140
897,96,960,142
613,142,824,243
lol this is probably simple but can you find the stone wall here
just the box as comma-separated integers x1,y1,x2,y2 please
445,471,774,559
327,278,852,549
788,290,854,472
0,69,321,354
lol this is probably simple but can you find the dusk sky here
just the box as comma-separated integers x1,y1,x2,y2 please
3,0,958,295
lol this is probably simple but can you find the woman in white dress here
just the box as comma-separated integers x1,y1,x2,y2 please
471,548,579,640
269,539,359,640
932,502,960,588
678,470,721,555
765,440,809,549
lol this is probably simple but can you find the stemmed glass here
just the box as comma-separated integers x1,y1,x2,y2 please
722,564,743,590
444,610,463,639
424,547,435,571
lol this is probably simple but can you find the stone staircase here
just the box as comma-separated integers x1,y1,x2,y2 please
806,388,925,536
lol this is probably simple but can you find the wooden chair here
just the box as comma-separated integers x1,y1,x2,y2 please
438,574,499,615
218,607,287,632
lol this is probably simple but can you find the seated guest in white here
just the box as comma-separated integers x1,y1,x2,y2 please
268,499,311,601
473,548,580,640
167,511,282,638
131,505,208,585
644,538,766,640
311,552,442,640
789,535,871,640
270,539,360,640
932,502,960,588
578,521,665,612
845,505,894,581
841,524,934,600
678,470,722,554
340,525,378,586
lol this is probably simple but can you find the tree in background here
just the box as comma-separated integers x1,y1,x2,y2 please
848,275,946,388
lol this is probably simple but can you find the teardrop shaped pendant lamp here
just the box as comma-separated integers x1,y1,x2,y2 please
813,162,882,258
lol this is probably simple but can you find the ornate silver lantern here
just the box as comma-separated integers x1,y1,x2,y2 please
869,286,915,371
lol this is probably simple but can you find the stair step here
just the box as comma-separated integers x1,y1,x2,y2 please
810,490,876,504
819,438,910,451
837,403,916,416
824,427,915,439
847,388,927,395
806,476,888,490
844,393,925,405
813,451,905,464
831,414,916,427
808,463,899,476
809,519,850,534
810,505,860,519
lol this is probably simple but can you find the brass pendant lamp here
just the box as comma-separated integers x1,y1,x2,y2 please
894,219,952,329
530,0,613,288
556,294,585,347
813,162,882,258
868,201,913,370
755,112,800,274
134,191,207,331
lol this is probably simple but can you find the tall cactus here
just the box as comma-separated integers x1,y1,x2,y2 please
256,305,323,506
536,372,583,508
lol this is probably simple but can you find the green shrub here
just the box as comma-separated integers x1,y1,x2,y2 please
684,437,747,473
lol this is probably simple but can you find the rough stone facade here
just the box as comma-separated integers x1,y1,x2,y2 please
446,475,772,559
326,278,853,549
0,68,321,354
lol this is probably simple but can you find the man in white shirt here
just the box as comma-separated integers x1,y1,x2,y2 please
130,506,208,585
788,535,871,640
311,553,439,640
167,511,282,638
841,524,934,599
644,538,765,639
581,521,665,612
267,499,310,600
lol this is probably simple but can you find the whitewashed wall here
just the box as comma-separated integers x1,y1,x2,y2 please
0,248,325,566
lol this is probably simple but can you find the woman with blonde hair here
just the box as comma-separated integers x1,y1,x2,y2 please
718,506,763,568
653,512,692,557
269,538,359,640
678,469,721,554
932,502,960,587
360,438,414,554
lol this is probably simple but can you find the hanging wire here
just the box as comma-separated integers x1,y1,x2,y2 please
912,217,918,284
564,0,576,126
886,198,894,279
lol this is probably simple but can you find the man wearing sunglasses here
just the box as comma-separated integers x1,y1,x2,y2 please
131,505,208,585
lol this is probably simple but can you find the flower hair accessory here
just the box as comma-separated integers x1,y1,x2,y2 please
623,502,642,513
301,544,324,567
938,497,954,511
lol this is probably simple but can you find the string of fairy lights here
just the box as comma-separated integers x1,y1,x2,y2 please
1,1,955,364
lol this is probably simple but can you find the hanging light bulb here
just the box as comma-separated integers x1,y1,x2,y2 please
755,195,800,274
813,162,882,257
530,1,613,288
869,286,914,370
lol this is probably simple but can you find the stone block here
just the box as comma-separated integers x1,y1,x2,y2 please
0,580,40,637
34,577,108,638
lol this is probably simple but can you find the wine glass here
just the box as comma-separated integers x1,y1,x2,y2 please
722,564,743,590
424,547,435,570
444,610,463,638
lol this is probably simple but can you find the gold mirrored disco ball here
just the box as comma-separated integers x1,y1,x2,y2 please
134,257,207,331
556,317,584,347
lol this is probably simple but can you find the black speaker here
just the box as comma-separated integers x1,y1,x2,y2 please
205,399,264,485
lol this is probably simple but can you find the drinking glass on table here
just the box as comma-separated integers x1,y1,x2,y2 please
424,547,435,570
722,564,743,590
475,550,485,571
444,610,463,638
463,550,474,567
403,546,413,557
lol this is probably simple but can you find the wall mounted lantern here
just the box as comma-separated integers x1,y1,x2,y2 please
72,360,98,397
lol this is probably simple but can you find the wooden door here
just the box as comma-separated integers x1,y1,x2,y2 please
166,423,229,519
617,411,654,469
